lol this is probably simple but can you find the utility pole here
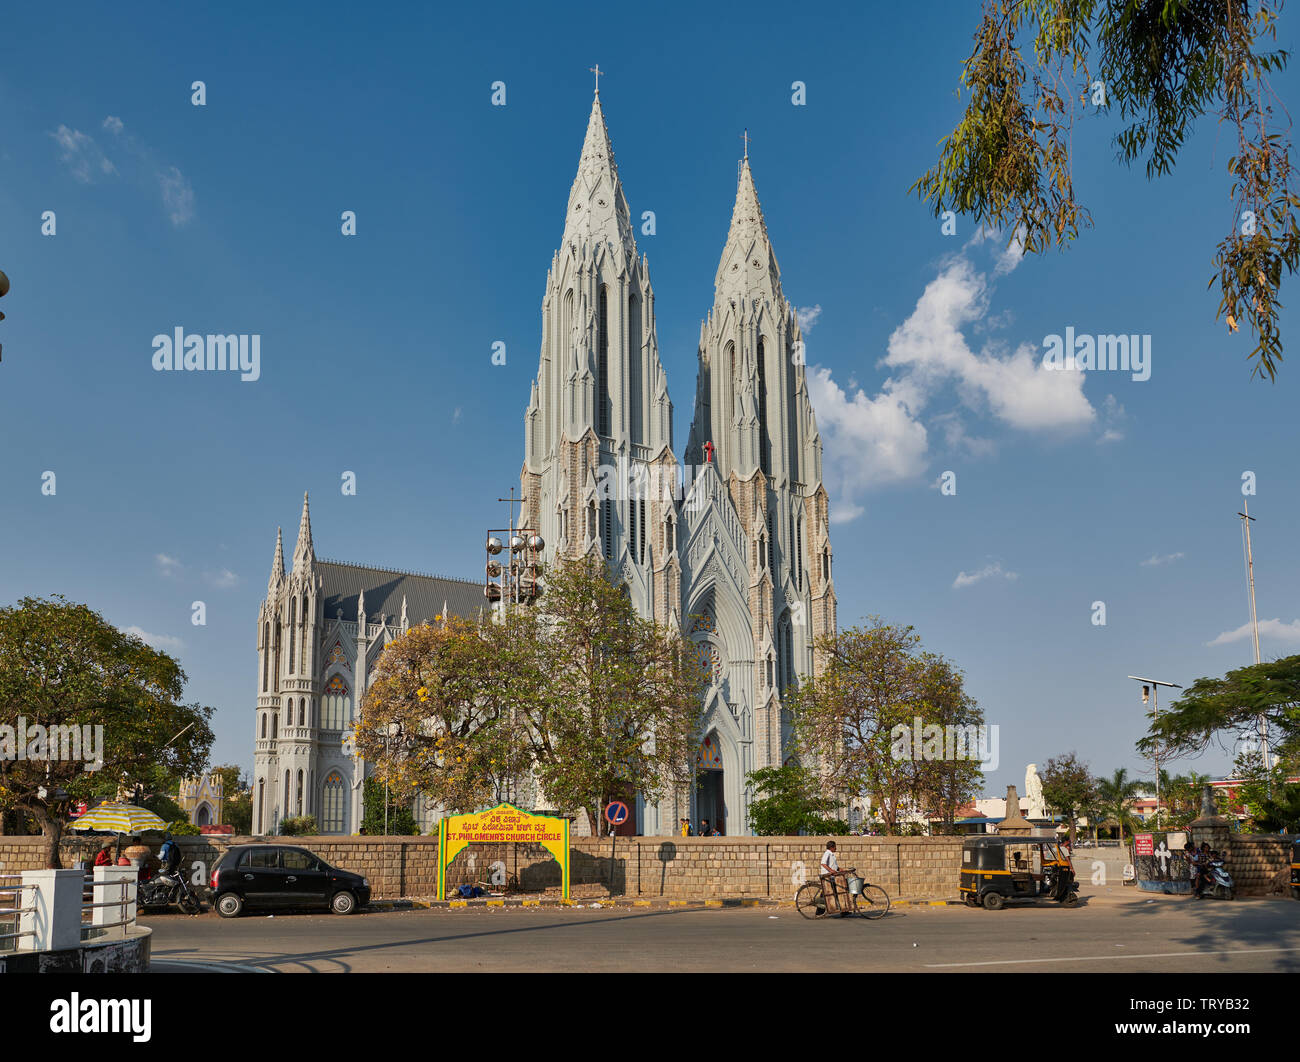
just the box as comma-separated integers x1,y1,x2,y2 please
1128,676,1182,825
1237,499,1272,772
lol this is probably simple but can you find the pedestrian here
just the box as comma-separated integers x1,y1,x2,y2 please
820,840,848,915
679,818,693,837
699,818,710,837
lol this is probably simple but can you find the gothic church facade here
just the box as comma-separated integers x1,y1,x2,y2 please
520,91,837,834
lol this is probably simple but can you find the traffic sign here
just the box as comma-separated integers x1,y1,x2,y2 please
604,800,629,826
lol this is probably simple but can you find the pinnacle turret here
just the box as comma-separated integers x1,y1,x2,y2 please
291,492,314,571
268,527,285,589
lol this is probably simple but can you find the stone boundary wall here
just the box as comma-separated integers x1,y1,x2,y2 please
0,834,965,901
1220,835,1293,894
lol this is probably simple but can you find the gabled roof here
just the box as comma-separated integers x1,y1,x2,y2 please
317,560,482,625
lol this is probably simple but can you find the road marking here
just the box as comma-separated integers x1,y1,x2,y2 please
925,945,1300,968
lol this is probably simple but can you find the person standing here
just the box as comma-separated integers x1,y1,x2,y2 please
820,840,848,915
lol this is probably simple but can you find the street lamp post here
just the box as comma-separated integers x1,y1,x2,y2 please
1128,675,1182,825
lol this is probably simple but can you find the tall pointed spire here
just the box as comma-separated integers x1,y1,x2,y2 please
561,91,635,258
714,156,782,300
291,491,315,570
268,526,285,589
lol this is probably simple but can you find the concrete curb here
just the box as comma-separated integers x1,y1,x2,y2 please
366,895,965,911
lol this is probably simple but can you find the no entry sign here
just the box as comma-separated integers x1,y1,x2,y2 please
604,800,630,826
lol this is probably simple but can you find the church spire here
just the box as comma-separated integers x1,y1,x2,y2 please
560,91,635,259
291,491,315,571
714,156,782,301
268,526,285,589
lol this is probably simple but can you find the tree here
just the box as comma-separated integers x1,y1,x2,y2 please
355,613,540,817
913,1,1298,379
1138,655,1300,766
0,596,213,867
211,764,252,834
1040,753,1096,846
524,557,705,837
1094,767,1142,843
745,765,848,836
790,620,984,835
360,777,420,836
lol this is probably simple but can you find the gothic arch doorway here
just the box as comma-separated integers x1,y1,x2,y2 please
696,730,725,835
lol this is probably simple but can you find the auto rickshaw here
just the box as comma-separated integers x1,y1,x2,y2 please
1290,837,1299,900
959,835,1080,910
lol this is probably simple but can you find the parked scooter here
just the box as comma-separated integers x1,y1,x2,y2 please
137,866,203,914
1198,856,1235,901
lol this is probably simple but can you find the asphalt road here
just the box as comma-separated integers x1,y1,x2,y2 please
144,890,1300,973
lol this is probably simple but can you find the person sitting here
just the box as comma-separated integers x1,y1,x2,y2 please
93,841,114,868
157,832,181,881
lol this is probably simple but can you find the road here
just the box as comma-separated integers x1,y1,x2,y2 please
144,890,1300,973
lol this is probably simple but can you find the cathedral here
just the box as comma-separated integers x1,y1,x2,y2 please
253,88,836,837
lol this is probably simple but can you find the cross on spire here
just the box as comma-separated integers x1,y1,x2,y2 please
590,64,603,95
742,128,750,160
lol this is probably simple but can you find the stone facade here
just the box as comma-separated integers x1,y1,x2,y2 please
520,91,836,835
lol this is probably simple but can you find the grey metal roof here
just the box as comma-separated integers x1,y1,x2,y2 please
317,560,484,625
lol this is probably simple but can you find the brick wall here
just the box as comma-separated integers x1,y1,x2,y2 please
1223,835,1293,893
0,834,968,901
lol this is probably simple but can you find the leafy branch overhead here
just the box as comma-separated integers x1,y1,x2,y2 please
912,0,1298,379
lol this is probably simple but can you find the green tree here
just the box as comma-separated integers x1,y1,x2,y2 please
1094,767,1143,844
744,765,847,836
790,620,984,835
1138,655,1300,766
1041,752,1096,846
360,778,419,836
913,1,1298,379
524,557,705,837
0,596,213,867
211,764,252,834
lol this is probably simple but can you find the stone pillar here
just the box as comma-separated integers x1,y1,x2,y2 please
996,785,1034,836
19,868,83,951
1188,784,1232,853
91,866,138,935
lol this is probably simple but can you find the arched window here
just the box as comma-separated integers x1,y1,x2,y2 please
271,712,278,740
723,341,735,437
322,675,350,731
587,500,596,541
822,546,830,583
794,510,804,591
260,713,267,739
322,771,346,834
628,292,642,441
298,698,306,727
262,622,270,692
665,515,674,554
601,499,613,558
779,613,794,693
283,770,290,817
257,780,265,833
296,770,304,815
597,285,610,437
288,598,296,673
766,651,774,690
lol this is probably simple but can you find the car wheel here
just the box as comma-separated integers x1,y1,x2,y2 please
216,893,244,919
331,890,357,915
982,891,1005,911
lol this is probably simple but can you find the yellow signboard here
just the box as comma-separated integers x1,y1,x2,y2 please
437,803,570,900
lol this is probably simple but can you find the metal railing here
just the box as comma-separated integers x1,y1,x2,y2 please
81,873,136,941
0,874,36,951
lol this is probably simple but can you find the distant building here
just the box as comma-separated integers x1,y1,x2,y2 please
177,772,225,828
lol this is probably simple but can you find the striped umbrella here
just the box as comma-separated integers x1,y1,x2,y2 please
68,802,166,834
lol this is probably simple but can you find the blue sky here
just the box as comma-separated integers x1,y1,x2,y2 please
1,2,1296,796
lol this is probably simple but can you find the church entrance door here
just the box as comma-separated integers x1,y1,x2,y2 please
697,769,724,835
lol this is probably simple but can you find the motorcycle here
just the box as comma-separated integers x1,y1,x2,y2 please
1197,858,1235,901
137,865,203,915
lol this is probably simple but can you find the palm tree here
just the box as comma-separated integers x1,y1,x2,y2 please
1094,768,1142,844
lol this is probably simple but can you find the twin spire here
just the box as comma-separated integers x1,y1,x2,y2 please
269,493,314,589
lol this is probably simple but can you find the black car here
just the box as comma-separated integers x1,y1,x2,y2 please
208,845,371,918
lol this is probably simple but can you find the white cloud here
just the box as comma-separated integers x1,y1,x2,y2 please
158,165,194,226
1140,552,1185,567
882,256,1095,432
452,407,463,424
796,304,823,333
806,365,929,521
50,125,115,183
102,115,124,135
1207,618,1300,647
155,553,183,577
123,626,185,652
205,567,239,588
953,561,1019,590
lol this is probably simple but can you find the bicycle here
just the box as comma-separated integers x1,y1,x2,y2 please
796,868,890,920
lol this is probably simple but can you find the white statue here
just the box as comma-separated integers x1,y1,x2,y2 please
1024,763,1047,820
